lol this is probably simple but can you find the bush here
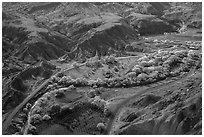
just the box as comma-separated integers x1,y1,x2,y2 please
57,72,64,78
188,51,200,60
42,114,51,121
104,70,114,79
51,75,60,83
50,104,61,115
74,78,88,86
97,123,105,132
147,71,158,80
19,113,27,120
183,58,196,67
30,114,43,125
91,96,107,110
104,106,114,118
31,106,42,115
126,72,137,78
140,61,150,67
113,66,119,72
88,89,97,98
164,55,182,67
55,91,65,98
148,59,156,66
66,85,77,91
132,65,142,74
27,124,37,134
26,103,32,109
23,108,29,113
104,55,118,65
137,73,148,82
174,50,188,58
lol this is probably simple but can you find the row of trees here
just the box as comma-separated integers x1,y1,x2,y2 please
49,49,200,89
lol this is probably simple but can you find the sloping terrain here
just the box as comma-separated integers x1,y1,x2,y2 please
2,2,202,135
114,70,202,135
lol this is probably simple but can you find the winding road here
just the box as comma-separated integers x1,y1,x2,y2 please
2,56,199,134
2,56,137,133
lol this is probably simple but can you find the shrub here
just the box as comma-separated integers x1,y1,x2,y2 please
50,104,61,115
183,58,196,67
174,50,188,58
42,114,51,121
140,61,150,67
23,108,29,113
27,124,37,134
97,123,105,132
188,51,200,60
72,62,80,69
55,91,65,98
148,59,156,66
88,89,97,98
105,55,117,65
138,56,149,62
19,113,27,120
51,76,60,83
113,66,119,72
95,78,106,87
148,71,159,80
26,103,32,109
57,72,64,78
137,73,148,82
132,65,142,74
126,72,137,78
104,70,114,79
104,105,114,118
164,55,182,67
30,114,43,125
14,132,21,135
68,85,77,91
153,57,163,65
31,106,42,115
91,96,107,110
75,78,88,86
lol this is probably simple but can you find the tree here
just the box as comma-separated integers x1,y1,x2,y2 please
50,104,61,115
137,73,148,81
132,65,142,74
126,72,137,78
30,114,42,125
